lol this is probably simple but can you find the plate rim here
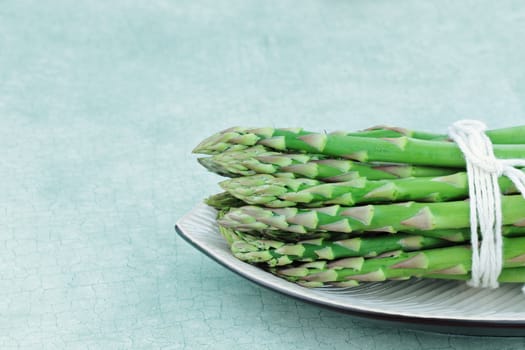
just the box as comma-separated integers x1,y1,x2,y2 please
176,204,525,336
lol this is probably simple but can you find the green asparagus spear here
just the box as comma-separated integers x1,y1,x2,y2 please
218,195,525,235
219,173,517,208
410,226,525,242
193,127,525,167
285,267,525,288
206,192,525,242
219,224,457,267
361,125,525,144
206,192,525,241
344,126,446,140
198,145,458,181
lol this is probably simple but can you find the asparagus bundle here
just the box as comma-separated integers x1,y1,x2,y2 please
194,124,525,289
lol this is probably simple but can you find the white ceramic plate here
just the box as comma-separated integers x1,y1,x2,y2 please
176,203,525,336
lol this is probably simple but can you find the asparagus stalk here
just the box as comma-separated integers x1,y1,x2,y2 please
219,224,457,267
410,226,525,241
286,267,525,288
198,145,457,181
345,126,445,140
219,195,525,235
193,127,525,167
206,193,525,241
361,125,525,144
251,225,525,244
219,173,517,208
272,236,525,287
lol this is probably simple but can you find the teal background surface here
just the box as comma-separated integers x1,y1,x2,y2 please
3,0,525,348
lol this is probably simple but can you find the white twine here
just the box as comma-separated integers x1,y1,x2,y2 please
448,120,525,290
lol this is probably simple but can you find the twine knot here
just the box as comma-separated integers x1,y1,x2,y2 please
449,120,525,290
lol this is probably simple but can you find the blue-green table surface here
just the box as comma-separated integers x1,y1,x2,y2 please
3,0,525,348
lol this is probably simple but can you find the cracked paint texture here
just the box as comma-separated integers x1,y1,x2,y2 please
2,0,525,348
